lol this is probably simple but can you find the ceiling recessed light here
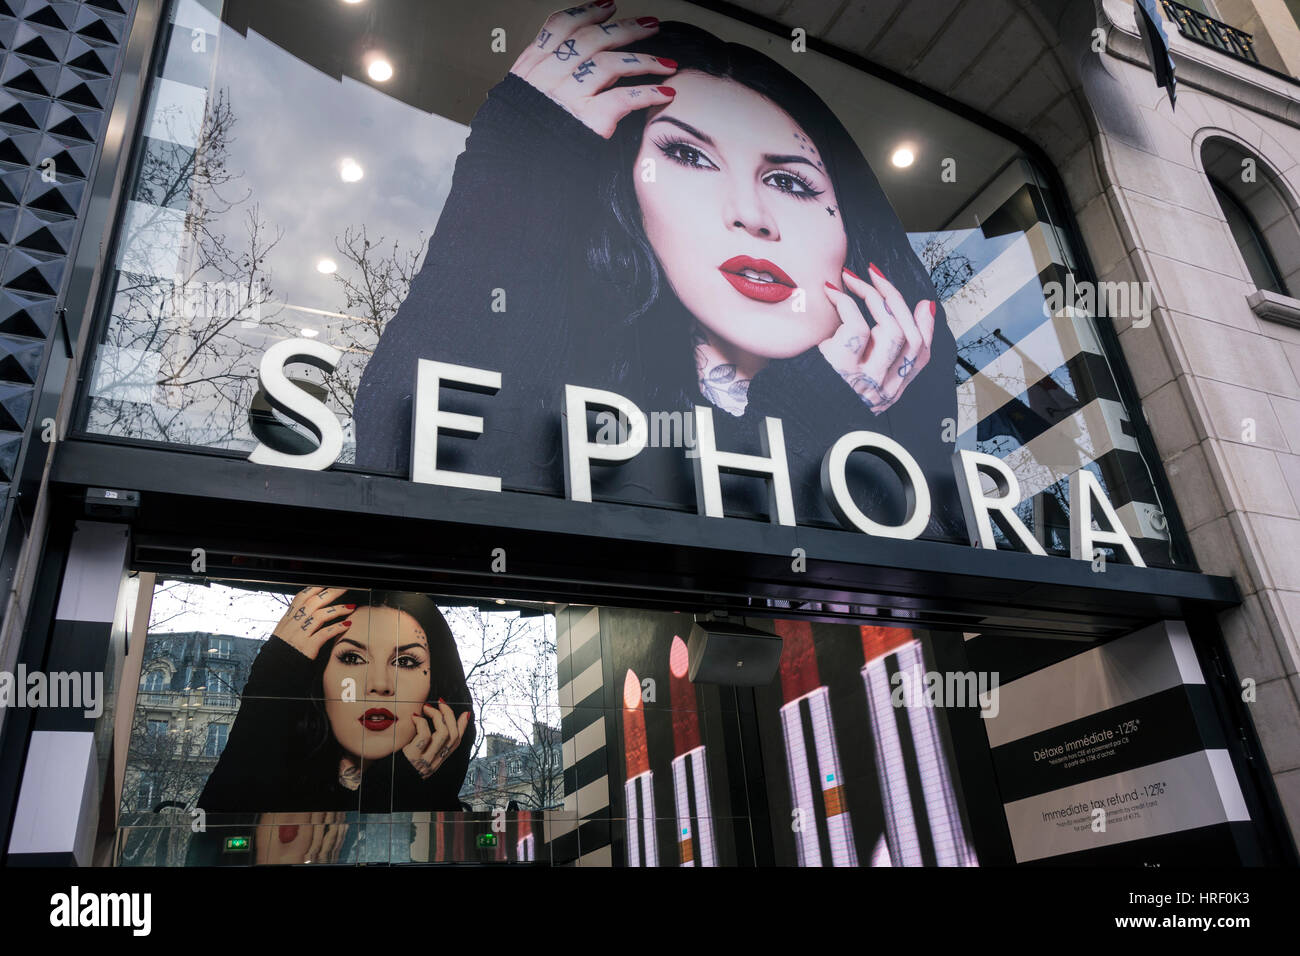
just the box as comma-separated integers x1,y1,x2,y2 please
316,258,337,275
494,598,506,605
339,157,363,182
367,57,393,82
891,147,915,169
342,0,364,5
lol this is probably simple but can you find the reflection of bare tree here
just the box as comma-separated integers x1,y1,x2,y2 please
325,225,424,418
462,629,563,811
443,607,562,810
918,234,981,305
445,606,536,758
88,89,294,448
118,618,255,866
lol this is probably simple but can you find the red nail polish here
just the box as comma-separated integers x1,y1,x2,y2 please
439,697,447,705
344,604,356,610
843,268,860,281
342,620,351,627
657,86,675,96
868,262,885,282
656,57,677,68
824,281,838,290
929,300,937,318
278,825,299,845
596,0,615,6
637,16,659,27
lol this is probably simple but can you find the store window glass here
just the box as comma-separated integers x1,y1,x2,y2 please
81,0,1182,566
114,577,999,866
116,578,562,866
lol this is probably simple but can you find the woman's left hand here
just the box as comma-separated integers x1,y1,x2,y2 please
819,264,935,414
403,700,471,780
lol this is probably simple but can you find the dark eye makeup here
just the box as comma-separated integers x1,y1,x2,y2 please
653,137,825,201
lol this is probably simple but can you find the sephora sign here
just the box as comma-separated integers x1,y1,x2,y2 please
249,341,1145,566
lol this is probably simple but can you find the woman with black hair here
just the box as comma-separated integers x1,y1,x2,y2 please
354,2,964,536
194,587,474,814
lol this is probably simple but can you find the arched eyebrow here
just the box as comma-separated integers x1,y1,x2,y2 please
649,116,714,145
764,153,821,171
650,118,822,172
395,643,426,653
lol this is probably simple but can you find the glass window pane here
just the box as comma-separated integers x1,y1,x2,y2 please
79,1,1185,566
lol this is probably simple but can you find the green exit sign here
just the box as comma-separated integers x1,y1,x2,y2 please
225,836,251,852
477,834,497,848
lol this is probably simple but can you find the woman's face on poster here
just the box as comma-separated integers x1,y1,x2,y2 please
634,70,848,360
322,606,433,763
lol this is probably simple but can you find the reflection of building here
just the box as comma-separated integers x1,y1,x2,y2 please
123,632,260,815
461,723,563,812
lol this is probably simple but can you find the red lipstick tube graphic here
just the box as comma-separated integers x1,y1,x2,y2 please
516,813,535,863
776,620,857,867
860,625,978,867
623,669,658,867
669,635,717,867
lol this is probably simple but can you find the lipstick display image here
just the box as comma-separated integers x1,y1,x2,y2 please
860,625,978,867
775,619,858,867
516,813,535,863
669,635,717,867
622,668,658,867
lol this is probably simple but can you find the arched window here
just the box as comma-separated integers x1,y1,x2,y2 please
141,669,166,693
1210,177,1289,295
1202,138,1300,300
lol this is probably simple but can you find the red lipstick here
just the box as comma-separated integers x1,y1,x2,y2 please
623,669,659,866
360,707,396,731
718,255,795,303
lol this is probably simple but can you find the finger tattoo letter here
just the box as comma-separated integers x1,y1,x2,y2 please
898,356,915,379
536,27,552,48
553,38,579,61
572,58,596,82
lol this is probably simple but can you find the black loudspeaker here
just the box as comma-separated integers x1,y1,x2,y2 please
84,487,140,519
687,619,783,686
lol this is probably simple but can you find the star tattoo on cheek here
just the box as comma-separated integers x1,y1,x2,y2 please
827,205,836,216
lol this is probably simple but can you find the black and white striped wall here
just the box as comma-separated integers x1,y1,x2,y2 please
7,519,133,865
920,158,1172,564
552,603,613,866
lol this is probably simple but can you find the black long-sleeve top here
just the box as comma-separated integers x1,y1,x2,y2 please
354,73,964,537
195,636,461,814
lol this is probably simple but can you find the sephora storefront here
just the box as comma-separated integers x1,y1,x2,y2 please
0,0,1293,886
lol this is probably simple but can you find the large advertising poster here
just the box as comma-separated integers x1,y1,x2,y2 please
119,581,562,865
82,0,1181,565
350,8,964,537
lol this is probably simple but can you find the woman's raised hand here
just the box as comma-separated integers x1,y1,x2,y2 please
403,699,471,780
272,587,357,660
819,265,936,414
510,1,678,138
